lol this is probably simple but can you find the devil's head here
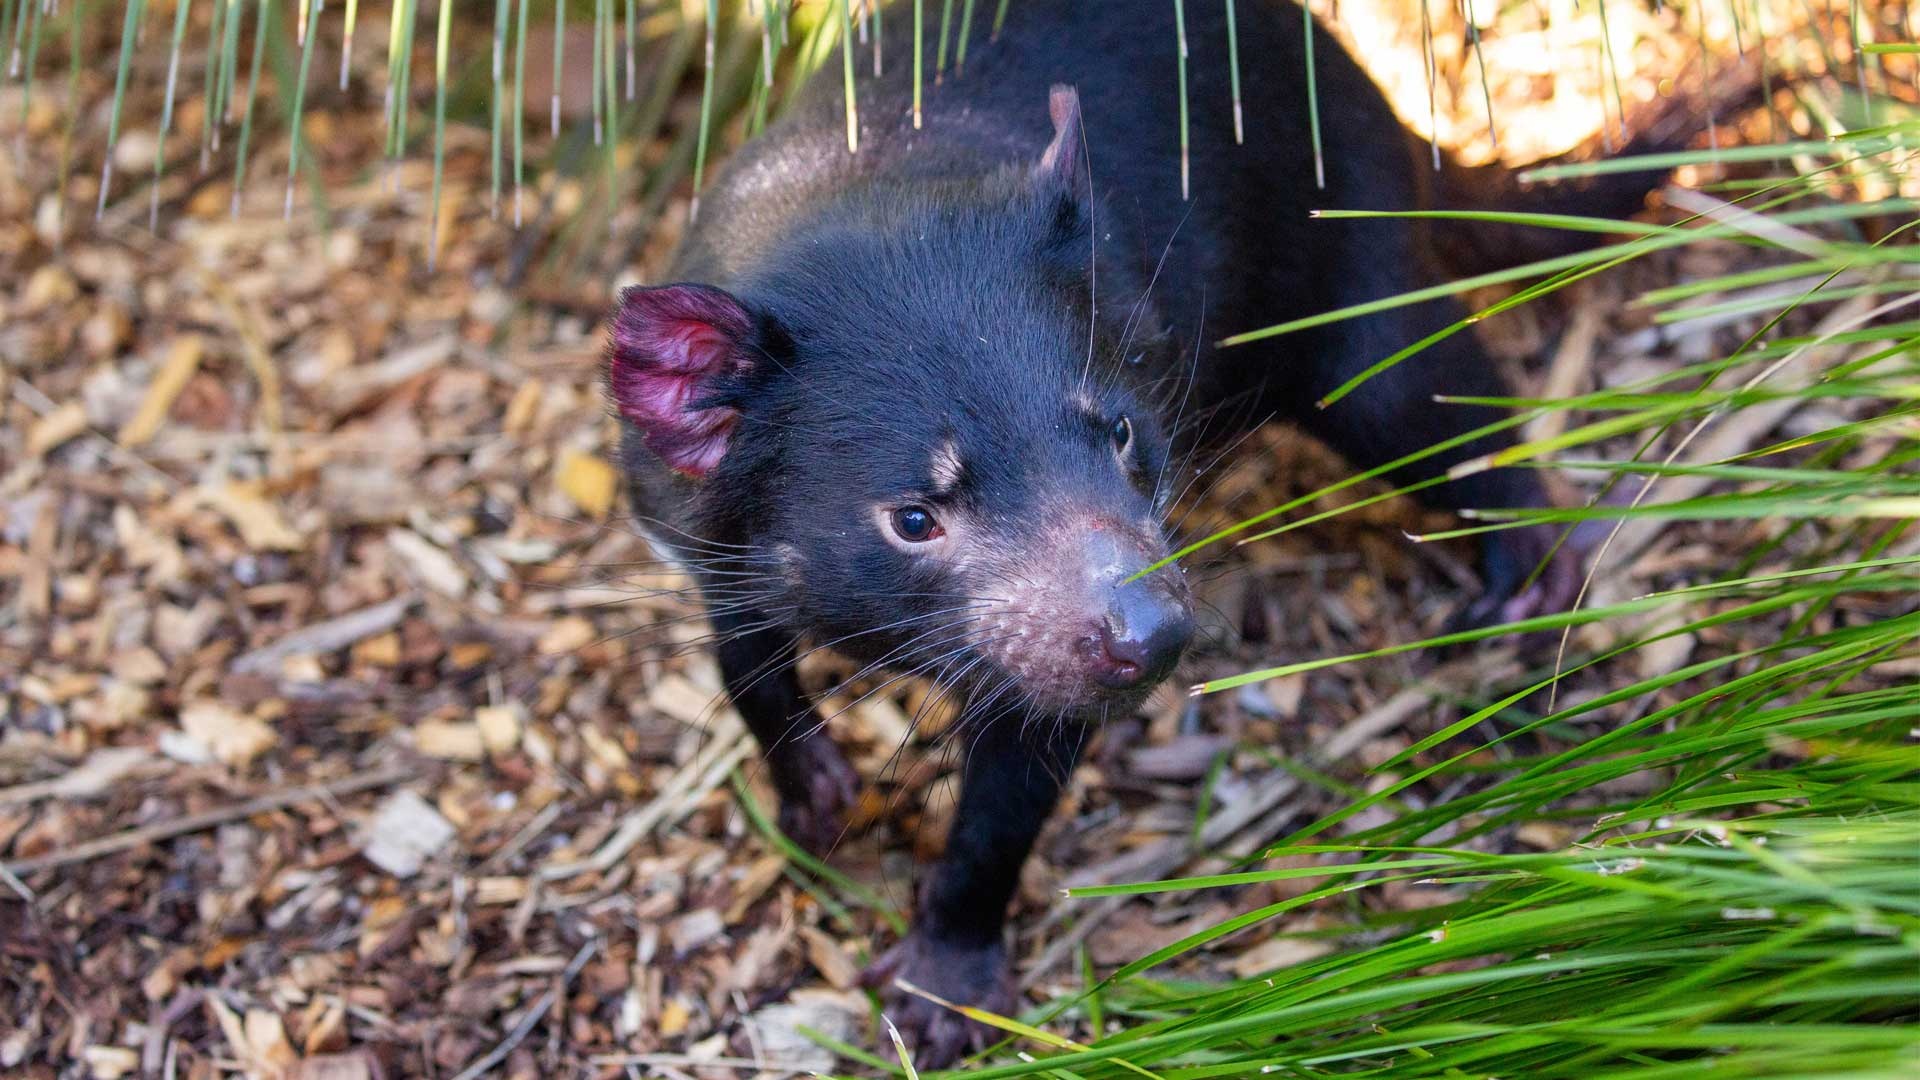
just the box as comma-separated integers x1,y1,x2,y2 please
606,87,1193,715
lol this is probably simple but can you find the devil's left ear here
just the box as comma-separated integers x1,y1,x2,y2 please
605,282,762,478
1032,84,1087,195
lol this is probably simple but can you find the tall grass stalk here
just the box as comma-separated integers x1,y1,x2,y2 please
227,0,268,215
150,0,192,228
98,0,146,218
284,0,321,218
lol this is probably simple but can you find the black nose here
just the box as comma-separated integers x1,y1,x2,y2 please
1092,583,1194,691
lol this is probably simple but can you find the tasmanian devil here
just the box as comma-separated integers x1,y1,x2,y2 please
605,0,1711,1063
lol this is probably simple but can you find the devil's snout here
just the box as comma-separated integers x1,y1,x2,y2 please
1093,586,1192,689
1079,529,1193,692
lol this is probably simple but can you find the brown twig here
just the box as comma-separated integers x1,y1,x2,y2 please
1,764,416,878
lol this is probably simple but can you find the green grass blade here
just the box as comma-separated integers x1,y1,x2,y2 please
56,0,85,247
13,0,41,128
1224,0,1241,143
1302,0,1320,186
98,0,147,219
426,0,449,264
228,0,270,216
218,0,243,128
382,0,407,156
691,0,718,219
394,0,418,175
2,0,22,79
912,0,922,128
601,0,616,227
1464,0,1496,151
1594,0,1627,142
339,0,359,88
955,0,974,74
591,0,605,144
150,0,194,229
512,0,527,225
1417,0,1438,169
1521,138,1901,182
284,0,323,219
490,0,506,218
623,0,635,98
839,0,857,151
935,0,952,81
550,0,564,135
195,0,224,169
1173,0,1188,199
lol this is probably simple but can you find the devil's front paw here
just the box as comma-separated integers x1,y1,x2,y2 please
775,737,861,858
1454,523,1588,633
860,931,1016,1069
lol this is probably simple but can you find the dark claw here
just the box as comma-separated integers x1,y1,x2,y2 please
776,736,861,857
860,931,1016,1069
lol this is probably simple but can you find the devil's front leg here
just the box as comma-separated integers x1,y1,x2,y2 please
710,605,860,857
862,709,1088,1067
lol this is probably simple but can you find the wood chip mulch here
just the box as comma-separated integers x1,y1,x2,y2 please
3,5,1911,1078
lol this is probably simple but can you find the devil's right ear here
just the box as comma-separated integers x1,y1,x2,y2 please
605,282,761,478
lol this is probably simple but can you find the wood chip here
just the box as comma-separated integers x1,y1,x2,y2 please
179,700,278,768
0,747,154,807
668,909,724,956
27,401,88,458
414,720,486,762
386,528,468,598
536,616,596,655
231,596,415,676
1227,935,1336,979
117,334,204,446
195,482,305,551
474,704,524,755
359,790,457,878
798,926,860,990
81,1046,140,1079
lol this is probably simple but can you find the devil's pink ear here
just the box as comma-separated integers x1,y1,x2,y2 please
1033,84,1086,193
606,283,758,477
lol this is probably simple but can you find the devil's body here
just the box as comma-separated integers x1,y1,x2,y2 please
609,0,1673,1063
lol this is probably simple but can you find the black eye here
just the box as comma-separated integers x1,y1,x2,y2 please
1110,415,1133,452
890,505,941,543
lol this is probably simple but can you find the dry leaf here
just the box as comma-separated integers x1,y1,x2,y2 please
556,449,618,518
